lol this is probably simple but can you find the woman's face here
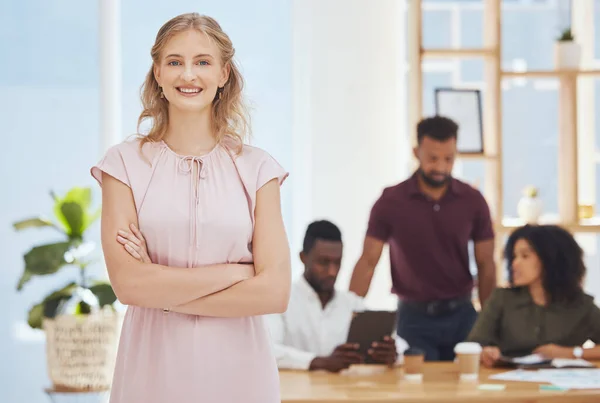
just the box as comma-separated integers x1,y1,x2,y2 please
511,238,543,287
154,29,229,113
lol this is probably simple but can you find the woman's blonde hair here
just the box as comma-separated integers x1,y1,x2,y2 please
138,13,249,151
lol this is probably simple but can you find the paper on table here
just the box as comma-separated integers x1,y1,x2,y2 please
490,368,600,390
538,369,600,376
551,358,595,368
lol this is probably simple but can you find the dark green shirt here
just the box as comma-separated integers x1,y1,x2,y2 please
467,287,600,357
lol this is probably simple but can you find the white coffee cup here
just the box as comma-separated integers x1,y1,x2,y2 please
454,342,482,381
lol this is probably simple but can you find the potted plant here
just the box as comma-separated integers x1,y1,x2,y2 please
554,28,581,70
517,185,543,224
14,186,120,392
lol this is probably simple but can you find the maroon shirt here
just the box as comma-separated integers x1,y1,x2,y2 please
367,173,494,302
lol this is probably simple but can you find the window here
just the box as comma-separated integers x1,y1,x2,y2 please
420,0,600,298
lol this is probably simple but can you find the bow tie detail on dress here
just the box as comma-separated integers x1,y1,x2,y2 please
177,155,207,266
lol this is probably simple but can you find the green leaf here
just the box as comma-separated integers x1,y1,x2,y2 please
65,187,92,210
558,28,574,41
21,242,70,280
42,282,78,318
13,217,59,232
17,242,71,290
60,201,85,238
16,271,32,291
88,282,117,307
27,303,44,329
75,301,93,315
26,282,78,329
53,187,96,238
43,297,65,318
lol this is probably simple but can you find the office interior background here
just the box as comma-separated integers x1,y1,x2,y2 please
1,0,600,401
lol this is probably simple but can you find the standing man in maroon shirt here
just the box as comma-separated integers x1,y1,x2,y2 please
349,116,496,361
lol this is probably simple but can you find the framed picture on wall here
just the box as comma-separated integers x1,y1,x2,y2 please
434,88,484,154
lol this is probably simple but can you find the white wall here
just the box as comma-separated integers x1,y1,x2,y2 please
291,0,409,309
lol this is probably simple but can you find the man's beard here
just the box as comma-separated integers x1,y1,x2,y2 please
418,168,450,188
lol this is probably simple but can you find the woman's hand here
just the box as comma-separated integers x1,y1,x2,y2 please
117,223,151,263
117,224,255,282
481,346,501,368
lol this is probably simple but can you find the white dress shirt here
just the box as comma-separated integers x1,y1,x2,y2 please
267,276,408,370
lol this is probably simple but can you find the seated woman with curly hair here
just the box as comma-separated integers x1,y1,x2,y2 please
467,224,600,367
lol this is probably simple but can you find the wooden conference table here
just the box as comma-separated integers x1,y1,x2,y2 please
279,362,600,403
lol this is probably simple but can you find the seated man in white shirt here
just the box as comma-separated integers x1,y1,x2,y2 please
268,220,408,372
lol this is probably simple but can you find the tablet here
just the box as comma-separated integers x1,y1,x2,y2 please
346,310,397,364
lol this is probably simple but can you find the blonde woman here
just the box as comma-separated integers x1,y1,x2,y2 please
91,13,291,403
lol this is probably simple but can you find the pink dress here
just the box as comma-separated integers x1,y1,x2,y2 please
91,136,288,403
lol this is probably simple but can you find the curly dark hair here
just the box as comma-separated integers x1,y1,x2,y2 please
416,115,458,144
504,224,586,304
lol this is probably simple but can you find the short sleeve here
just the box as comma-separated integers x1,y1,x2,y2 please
256,153,289,191
366,193,392,242
472,191,494,242
90,145,130,188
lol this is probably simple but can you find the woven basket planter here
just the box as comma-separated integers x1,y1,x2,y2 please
43,310,122,392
